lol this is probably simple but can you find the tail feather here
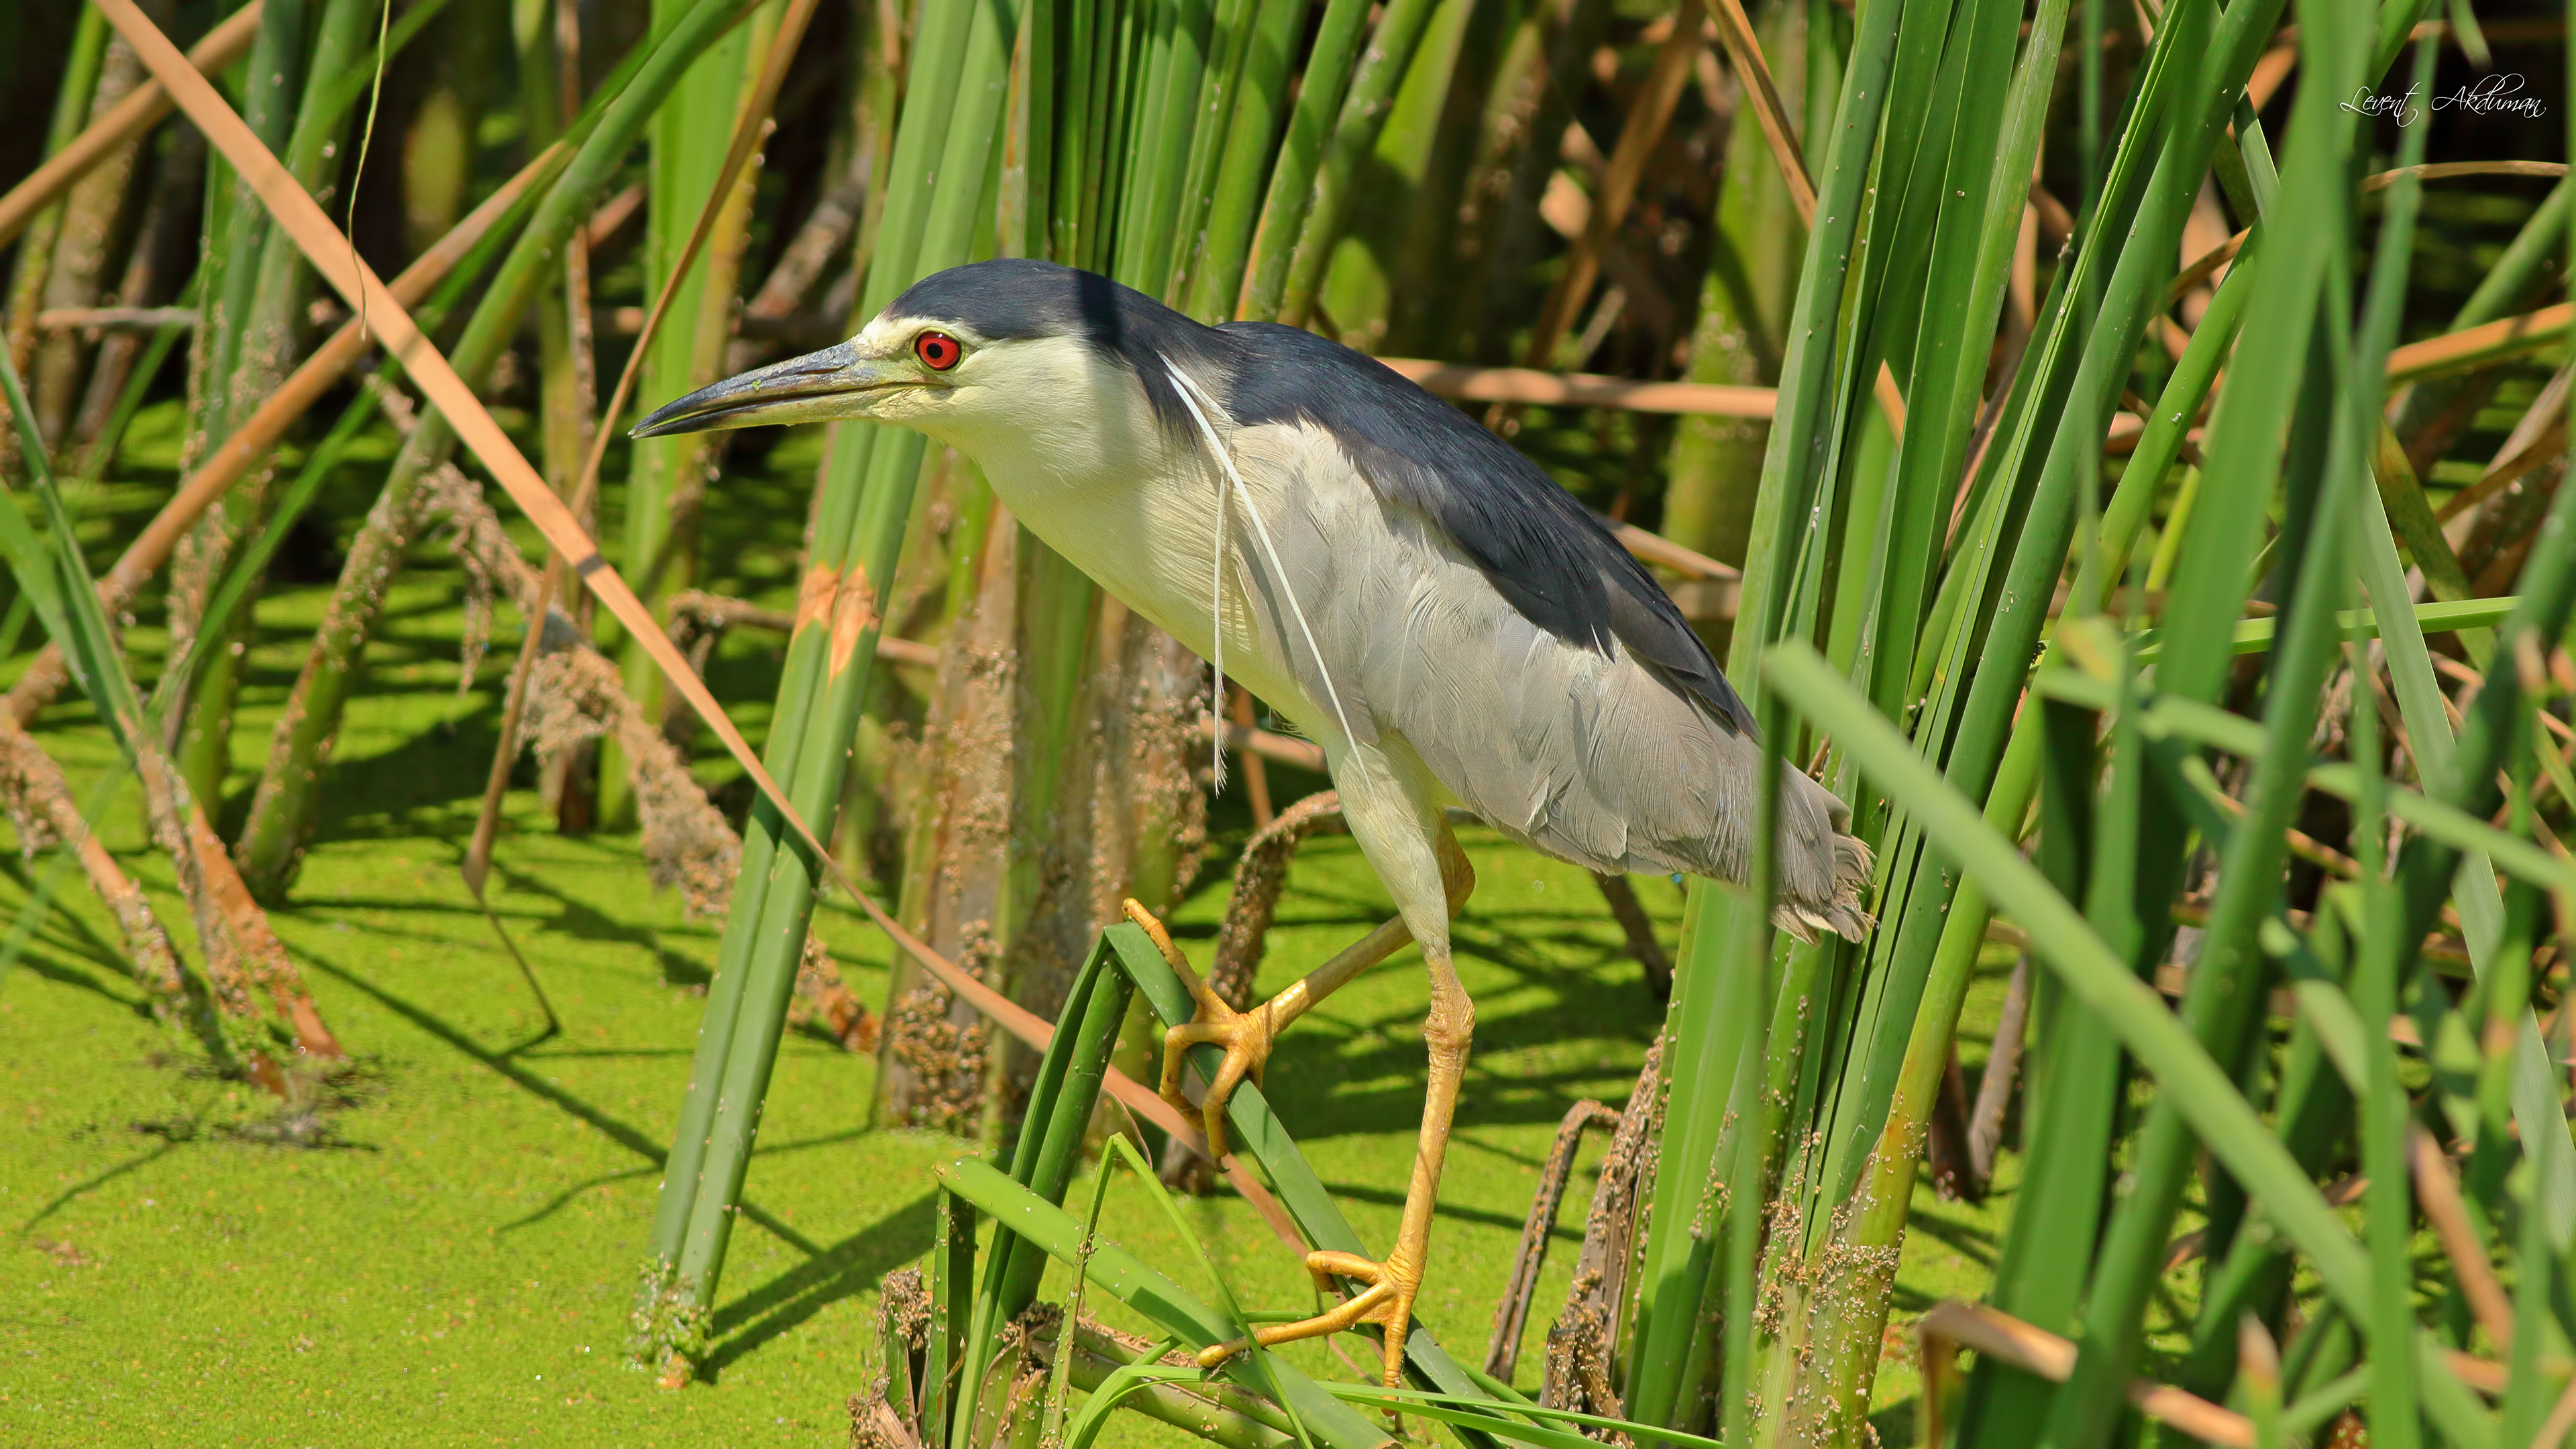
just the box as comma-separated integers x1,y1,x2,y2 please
1770,831,1875,943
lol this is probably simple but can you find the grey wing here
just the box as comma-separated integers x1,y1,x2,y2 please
1215,320,1758,737
1356,532,1874,943
1230,429,1872,943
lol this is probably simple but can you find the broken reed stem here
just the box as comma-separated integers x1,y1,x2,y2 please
1488,1098,1623,1381
0,710,189,1026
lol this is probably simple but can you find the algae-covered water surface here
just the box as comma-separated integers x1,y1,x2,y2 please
0,406,2010,1444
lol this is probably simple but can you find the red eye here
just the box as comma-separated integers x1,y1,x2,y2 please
915,331,963,371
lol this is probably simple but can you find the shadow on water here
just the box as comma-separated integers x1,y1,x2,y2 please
0,854,163,1016
499,1126,875,1236
482,853,719,990
17,1137,185,1234
296,942,824,1257
702,1189,941,1380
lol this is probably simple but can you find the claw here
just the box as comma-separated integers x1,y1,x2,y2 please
1124,898,1280,1162
1197,1248,1421,1387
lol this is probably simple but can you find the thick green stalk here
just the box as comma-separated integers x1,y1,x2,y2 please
1949,707,2133,1446
1860,0,2043,722
1229,0,1375,321
955,942,1134,1447
231,0,768,899
205,0,310,445
1310,0,1476,351
1269,0,1442,329
2038,377,2355,1449
1721,0,1906,683
1711,0,2285,1433
1378,0,1507,360
1621,881,1752,1432
1769,636,2497,1448
1810,0,2275,1242
1174,0,1309,318
2034,0,2384,1434
1115,0,1213,293
1617,0,1909,1422
1837,147,2265,1449
1159,0,1248,294
647,0,1014,1371
1732,0,2064,1430
1914,280,2262,1449
857,4,1002,1126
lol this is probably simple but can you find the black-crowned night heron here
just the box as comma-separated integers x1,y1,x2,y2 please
636,258,1873,1385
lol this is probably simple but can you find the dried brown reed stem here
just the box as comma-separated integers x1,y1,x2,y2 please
426,466,877,1051
1911,1301,2253,1448
2385,301,2575,384
1383,357,1778,416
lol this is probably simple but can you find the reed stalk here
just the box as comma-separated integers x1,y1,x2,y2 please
171,0,376,813
10,1,2574,1440
0,3,112,488
1310,0,1480,353
231,0,770,899
636,0,1008,1377
1266,0,1442,330
27,18,153,452
1663,0,1804,570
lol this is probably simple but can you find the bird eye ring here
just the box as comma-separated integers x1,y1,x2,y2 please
914,331,963,371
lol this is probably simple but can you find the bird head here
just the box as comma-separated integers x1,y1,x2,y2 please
631,305,997,443
631,258,1184,462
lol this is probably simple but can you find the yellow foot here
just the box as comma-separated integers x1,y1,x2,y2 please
1198,1249,1421,1387
1123,899,1276,1161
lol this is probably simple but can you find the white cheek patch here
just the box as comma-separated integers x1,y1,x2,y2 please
934,335,1161,484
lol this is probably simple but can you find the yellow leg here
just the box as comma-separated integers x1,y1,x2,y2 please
1197,947,1474,1387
